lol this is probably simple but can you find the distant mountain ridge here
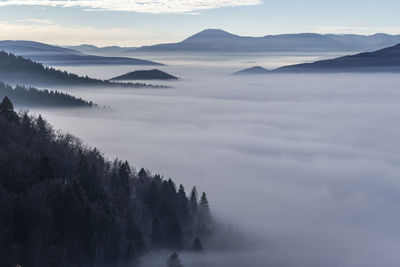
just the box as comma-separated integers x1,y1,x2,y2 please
66,44,137,56
234,66,269,75
234,43,400,74
0,40,162,66
134,29,400,53
274,43,400,73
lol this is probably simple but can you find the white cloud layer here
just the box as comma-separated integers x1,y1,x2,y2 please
0,20,168,46
0,0,262,13
315,25,400,35
36,59,400,267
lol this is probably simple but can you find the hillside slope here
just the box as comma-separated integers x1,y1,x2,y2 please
274,43,400,73
0,82,95,108
0,40,162,66
0,51,164,88
0,97,213,267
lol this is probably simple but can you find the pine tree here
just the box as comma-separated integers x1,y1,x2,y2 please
189,187,198,214
36,114,51,140
199,192,210,215
177,184,190,222
197,192,212,237
111,161,132,212
166,252,183,267
138,168,147,179
37,152,55,181
125,214,145,262
151,218,163,248
147,181,161,214
0,96,18,122
192,237,203,252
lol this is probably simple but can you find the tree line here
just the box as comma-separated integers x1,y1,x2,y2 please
0,97,213,267
0,82,95,108
0,51,167,88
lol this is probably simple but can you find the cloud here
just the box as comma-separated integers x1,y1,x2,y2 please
0,20,168,46
315,25,400,35
14,18,53,25
0,0,263,14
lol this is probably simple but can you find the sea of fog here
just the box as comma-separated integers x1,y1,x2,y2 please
28,54,400,267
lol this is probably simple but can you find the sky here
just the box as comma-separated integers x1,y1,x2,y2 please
0,0,400,47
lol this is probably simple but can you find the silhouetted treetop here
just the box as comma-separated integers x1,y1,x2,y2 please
166,252,183,267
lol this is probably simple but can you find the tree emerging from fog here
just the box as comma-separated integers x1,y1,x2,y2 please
167,252,183,267
0,82,95,108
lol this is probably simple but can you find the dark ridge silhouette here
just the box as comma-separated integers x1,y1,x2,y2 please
273,43,400,73
233,43,400,74
0,82,95,108
110,69,178,81
0,40,163,66
0,51,167,88
0,97,214,267
66,44,137,56
135,29,400,53
233,66,269,75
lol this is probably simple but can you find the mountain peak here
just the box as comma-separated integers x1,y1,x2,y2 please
234,66,269,75
183,29,237,42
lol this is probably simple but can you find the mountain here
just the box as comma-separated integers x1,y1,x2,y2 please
326,33,400,51
0,97,214,267
233,66,269,75
134,29,400,53
273,43,400,73
111,69,178,81
0,51,165,88
0,40,162,66
66,44,137,56
0,82,95,108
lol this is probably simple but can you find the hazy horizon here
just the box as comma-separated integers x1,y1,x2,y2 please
1,0,400,46
2,29,400,48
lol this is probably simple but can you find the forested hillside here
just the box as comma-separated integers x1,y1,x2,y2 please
0,82,95,108
110,69,178,81
0,51,165,88
0,97,213,267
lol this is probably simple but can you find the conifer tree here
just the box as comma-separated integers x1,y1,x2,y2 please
199,192,210,215
177,184,190,222
147,181,161,214
0,96,18,122
197,192,212,237
192,237,203,252
138,168,147,179
36,114,51,140
37,152,55,181
166,252,183,267
189,187,198,214
125,214,145,262
151,218,163,248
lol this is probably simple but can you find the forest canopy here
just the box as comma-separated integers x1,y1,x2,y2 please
0,82,95,108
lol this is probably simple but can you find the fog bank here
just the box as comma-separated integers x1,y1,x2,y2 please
32,63,400,267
